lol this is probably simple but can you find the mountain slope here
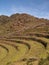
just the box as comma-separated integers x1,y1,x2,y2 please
0,13,49,37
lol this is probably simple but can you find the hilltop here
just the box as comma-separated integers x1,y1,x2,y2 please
0,13,49,37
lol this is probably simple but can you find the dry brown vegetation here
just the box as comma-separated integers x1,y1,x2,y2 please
0,13,49,65
0,13,49,37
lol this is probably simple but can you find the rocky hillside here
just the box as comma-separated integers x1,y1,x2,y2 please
0,13,49,37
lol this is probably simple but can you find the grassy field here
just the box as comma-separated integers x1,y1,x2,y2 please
0,33,49,65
